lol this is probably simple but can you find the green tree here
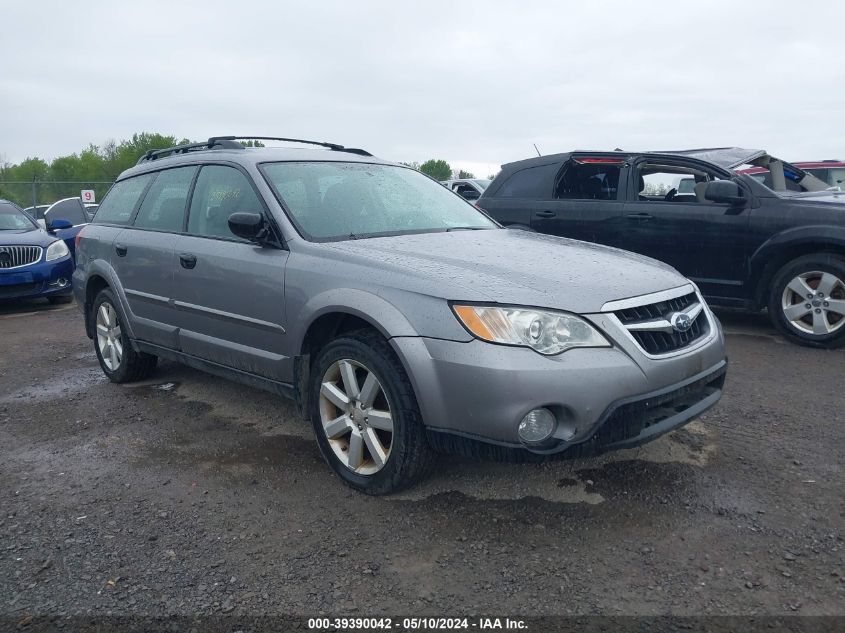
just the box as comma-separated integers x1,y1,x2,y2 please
457,169,475,179
419,159,451,181
399,161,420,170
0,132,190,206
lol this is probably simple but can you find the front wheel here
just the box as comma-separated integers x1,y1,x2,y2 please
309,331,433,494
92,289,158,382
768,254,845,348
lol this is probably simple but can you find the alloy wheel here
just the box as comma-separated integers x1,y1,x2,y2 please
781,270,845,335
318,359,394,475
96,302,123,370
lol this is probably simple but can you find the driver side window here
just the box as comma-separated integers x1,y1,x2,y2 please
187,165,263,240
635,163,726,203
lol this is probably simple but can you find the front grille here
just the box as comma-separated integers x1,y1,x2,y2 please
615,291,709,355
616,291,697,322
0,245,42,269
0,282,40,296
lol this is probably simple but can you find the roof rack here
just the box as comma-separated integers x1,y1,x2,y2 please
209,136,372,157
137,136,372,164
137,138,244,164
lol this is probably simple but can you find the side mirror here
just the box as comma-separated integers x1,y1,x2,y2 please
47,218,73,231
228,212,268,242
704,180,746,205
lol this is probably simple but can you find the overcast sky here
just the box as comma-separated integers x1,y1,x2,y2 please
2,1,842,175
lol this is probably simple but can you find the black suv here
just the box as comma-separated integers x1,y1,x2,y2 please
477,148,845,348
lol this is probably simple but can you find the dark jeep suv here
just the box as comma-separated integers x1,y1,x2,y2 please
477,148,845,348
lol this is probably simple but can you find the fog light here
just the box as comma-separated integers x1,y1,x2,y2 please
518,408,556,443
57,278,68,287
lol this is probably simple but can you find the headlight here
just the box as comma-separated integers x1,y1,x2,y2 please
45,240,70,261
452,304,610,355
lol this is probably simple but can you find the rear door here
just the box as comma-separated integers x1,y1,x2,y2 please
111,167,196,349
620,156,750,300
530,156,626,246
171,164,290,380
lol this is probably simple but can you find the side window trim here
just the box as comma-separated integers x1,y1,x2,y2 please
627,157,729,204
129,165,200,234
128,172,160,225
93,173,156,227
184,162,274,244
553,158,624,202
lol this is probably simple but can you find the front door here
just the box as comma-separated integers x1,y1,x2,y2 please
171,164,290,380
621,157,750,301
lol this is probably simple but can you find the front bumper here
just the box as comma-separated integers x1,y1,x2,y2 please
0,257,74,300
390,304,726,455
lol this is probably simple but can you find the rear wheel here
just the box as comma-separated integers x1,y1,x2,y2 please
309,331,433,494
768,254,845,348
92,289,157,382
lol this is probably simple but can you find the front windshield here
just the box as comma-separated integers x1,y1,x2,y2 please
0,203,36,230
262,162,497,241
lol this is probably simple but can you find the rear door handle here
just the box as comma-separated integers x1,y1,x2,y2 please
534,211,556,218
179,253,197,269
114,243,127,257
626,213,654,221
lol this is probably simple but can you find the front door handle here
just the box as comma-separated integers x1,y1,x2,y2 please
179,253,197,269
114,243,127,257
534,211,556,218
626,212,654,221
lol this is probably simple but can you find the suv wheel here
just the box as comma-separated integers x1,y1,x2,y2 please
768,254,845,348
309,331,433,494
92,289,157,382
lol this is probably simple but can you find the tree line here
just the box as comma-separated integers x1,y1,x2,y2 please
0,133,188,208
0,133,483,208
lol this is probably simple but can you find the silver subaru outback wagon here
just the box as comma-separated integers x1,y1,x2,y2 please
73,136,727,494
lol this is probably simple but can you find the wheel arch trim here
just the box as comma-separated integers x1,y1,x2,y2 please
82,260,137,342
749,226,845,307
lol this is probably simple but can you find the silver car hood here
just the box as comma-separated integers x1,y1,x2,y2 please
320,229,689,313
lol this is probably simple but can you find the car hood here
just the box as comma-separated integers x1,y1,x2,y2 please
0,227,58,248
319,229,689,313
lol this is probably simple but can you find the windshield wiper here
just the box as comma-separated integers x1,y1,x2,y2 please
445,226,488,232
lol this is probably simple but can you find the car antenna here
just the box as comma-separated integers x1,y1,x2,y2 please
533,144,542,157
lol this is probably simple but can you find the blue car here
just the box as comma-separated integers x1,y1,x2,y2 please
0,199,75,304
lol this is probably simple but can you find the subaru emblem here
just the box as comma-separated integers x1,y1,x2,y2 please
670,312,693,333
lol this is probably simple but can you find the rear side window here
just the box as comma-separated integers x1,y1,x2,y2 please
554,160,621,200
94,174,153,225
495,163,558,198
187,165,263,240
133,167,196,232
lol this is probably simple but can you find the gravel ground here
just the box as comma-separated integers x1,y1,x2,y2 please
0,299,843,620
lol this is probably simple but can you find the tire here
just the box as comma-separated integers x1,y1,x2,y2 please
48,295,73,305
91,288,157,382
768,254,845,349
309,330,433,494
